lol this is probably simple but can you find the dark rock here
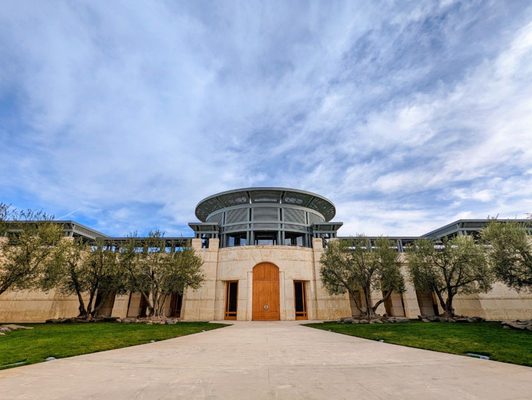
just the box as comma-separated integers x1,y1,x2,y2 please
501,320,532,331
455,318,469,323
384,317,409,323
419,315,440,322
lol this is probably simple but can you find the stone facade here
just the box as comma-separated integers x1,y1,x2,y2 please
1,187,531,322
1,239,532,322
181,237,352,321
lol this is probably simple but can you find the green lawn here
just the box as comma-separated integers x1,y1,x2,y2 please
306,321,532,367
0,322,226,369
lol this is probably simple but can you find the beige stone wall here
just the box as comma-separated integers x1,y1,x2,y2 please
0,289,88,323
180,238,353,321
214,243,317,321
453,283,532,320
112,294,130,318
1,238,531,322
0,289,134,323
181,238,219,321
311,238,352,320
401,269,423,318
0,236,86,323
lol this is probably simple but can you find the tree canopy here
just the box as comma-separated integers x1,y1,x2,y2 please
320,237,405,319
482,221,532,291
0,205,64,295
408,236,492,318
119,231,204,317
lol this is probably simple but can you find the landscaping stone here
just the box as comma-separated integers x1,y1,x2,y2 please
501,320,532,331
0,324,33,332
384,317,410,323
417,315,485,323
45,316,120,324
115,317,181,324
338,316,415,324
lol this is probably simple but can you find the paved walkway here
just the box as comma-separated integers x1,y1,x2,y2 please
0,321,531,399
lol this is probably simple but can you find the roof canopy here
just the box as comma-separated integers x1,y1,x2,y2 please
195,187,337,222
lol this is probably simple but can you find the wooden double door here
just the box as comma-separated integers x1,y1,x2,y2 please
252,262,280,320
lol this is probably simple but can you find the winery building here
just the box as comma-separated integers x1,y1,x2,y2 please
0,187,530,322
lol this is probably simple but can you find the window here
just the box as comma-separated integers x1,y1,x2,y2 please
294,281,307,320
284,232,305,246
225,281,238,320
254,231,277,245
226,232,247,247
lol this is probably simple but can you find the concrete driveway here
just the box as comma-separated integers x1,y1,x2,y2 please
0,321,530,399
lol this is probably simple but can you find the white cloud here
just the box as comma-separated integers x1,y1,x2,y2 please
0,1,531,236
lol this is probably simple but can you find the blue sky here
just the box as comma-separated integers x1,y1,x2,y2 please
1,1,532,236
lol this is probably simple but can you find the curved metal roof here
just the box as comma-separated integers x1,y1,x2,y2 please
195,187,336,222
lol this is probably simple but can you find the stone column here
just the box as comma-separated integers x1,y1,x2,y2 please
399,255,421,318
182,238,219,321
311,237,351,320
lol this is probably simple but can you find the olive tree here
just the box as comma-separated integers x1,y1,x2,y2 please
120,231,204,318
45,237,89,317
41,237,124,318
78,239,124,318
482,221,532,291
408,236,492,318
0,206,65,296
320,236,405,319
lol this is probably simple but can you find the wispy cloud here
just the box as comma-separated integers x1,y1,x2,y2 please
0,1,531,236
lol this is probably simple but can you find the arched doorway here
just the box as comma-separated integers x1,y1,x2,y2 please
252,262,280,320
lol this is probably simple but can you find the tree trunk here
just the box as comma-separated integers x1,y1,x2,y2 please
75,289,87,317
92,291,109,317
363,287,376,319
349,290,364,315
444,293,455,318
69,266,87,317
157,294,168,317
372,289,393,314
150,291,157,317
434,289,447,316
0,282,11,296
86,288,97,320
